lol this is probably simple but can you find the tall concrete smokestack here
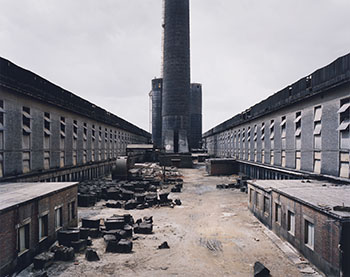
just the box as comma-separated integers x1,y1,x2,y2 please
161,0,191,153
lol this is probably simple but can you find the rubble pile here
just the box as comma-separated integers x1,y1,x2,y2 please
78,164,184,209
102,214,154,253
216,177,248,193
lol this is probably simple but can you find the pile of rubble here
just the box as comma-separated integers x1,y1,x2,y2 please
216,177,248,193
78,164,184,209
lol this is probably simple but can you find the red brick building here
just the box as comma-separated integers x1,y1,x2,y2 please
248,179,350,277
0,182,78,276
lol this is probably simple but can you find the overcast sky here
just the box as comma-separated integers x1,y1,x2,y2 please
1,0,349,133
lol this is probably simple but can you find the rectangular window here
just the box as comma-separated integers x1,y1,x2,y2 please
44,151,50,170
0,153,3,178
83,150,87,164
68,201,76,221
22,106,31,149
73,120,78,149
73,150,77,166
295,111,302,150
295,150,301,170
281,150,286,167
43,112,51,149
313,106,322,149
60,117,66,150
270,150,274,165
91,150,95,162
263,196,269,215
314,151,321,174
339,152,349,178
275,203,281,224
22,151,30,173
269,120,275,141
18,223,30,253
91,124,96,140
83,123,88,141
39,214,48,240
338,97,350,150
304,220,314,249
280,116,286,149
255,191,260,208
55,207,63,229
249,189,253,203
60,151,65,168
261,150,265,163
287,211,295,235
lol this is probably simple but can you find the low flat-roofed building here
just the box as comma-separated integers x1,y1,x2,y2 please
0,182,78,276
248,179,350,276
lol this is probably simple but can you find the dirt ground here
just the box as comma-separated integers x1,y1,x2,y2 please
22,164,320,277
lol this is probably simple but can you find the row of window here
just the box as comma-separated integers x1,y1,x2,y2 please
0,101,147,176
206,98,350,178
17,200,76,254
250,190,314,250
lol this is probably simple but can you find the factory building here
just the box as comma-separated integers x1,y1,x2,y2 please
0,57,150,182
203,53,350,181
248,180,350,276
0,182,78,276
203,53,350,276
150,78,202,150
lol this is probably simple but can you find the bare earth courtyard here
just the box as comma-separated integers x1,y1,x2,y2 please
20,165,322,277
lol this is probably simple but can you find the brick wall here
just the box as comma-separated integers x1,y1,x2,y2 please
0,184,77,276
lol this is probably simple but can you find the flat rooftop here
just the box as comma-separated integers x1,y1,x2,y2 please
0,182,77,213
248,179,350,219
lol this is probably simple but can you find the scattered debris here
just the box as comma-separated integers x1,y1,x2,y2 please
33,252,55,270
254,261,270,277
50,245,75,261
85,248,100,261
158,241,170,249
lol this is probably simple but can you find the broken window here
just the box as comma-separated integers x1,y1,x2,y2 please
313,151,321,174
313,106,322,149
91,124,96,140
287,211,295,235
304,220,314,249
18,223,30,253
338,97,350,150
39,214,48,240
55,207,63,230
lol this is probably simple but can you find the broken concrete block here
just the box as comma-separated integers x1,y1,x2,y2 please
79,228,90,239
143,216,153,223
51,245,75,261
159,192,170,203
106,240,119,253
82,218,100,229
171,186,181,193
71,239,87,253
106,201,123,208
174,199,182,206
123,225,133,238
124,199,137,210
85,248,100,261
33,252,55,270
88,228,100,238
254,261,270,277
104,234,117,242
105,219,125,231
57,230,80,247
116,239,133,253
158,242,170,249
134,223,153,234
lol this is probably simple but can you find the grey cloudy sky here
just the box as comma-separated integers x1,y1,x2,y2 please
1,0,350,133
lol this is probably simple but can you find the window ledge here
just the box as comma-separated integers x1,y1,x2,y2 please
18,249,29,257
